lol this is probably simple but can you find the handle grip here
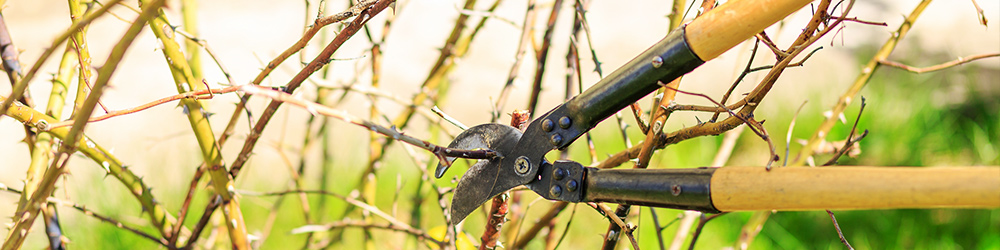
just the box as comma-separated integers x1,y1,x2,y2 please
712,166,1000,211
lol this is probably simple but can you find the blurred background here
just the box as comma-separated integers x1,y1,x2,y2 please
1,0,998,249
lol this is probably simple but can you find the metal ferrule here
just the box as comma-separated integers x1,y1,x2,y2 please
584,167,719,213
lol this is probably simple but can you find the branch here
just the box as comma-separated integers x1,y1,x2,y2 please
291,220,444,247
794,0,926,166
0,184,169,247
826,210,855,250
0,0,126,120
228,0,395,179
823,97,868,166
239,85,498,166
240,189,426,243
46,84,240,129
879,53,999,74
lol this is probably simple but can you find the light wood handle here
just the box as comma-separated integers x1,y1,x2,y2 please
711,166,1000,211
685,0,814,60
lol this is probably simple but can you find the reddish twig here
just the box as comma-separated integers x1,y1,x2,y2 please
45,85,240,129
216,0,380,148
662,86,779,169
479,110,529,249
480,193,510,250
240,84,498,167
170,164,207,247
228,0,395,178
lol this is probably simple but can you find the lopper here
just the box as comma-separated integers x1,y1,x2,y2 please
433,0,1000,225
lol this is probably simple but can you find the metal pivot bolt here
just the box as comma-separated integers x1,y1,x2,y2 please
550,134,563,146
541,119,555,132
558,116,572,128
514,156,530,175
550,185,563,197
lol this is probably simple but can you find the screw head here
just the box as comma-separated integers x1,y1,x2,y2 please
671,184,682,196
652,56,664,68
514,156,530,175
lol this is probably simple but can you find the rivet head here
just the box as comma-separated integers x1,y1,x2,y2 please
671,184,682,196
566,180,578,192
550,185,563,197
558,116,571,129
652,56,664,68
553,168,566,180
550,134,563,146
514,156,530,175
542,119,555,132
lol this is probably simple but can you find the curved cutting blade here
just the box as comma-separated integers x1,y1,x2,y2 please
434,123,522,225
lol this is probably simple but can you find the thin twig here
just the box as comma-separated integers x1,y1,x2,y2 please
525,0,564,116
712,39,760,122
240,189,422,236
0,184,169,247
794,0,923,166
879,53,999,73
784,101,808,166
826,210,855,250
1,1,167,248
216,0,381,147
828,15,887,26
239,84,498,165
45,85,240,129
686,213,726,250
823,97,868,166
590,203,638,250
169,164,206,247
228,0,395,178
0,0,126,120
969,0,988,26
291,220,444,247
432,106,469,130
494,0,537,121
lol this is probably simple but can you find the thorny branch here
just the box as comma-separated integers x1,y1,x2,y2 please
239,84,499,166
0,183,169,247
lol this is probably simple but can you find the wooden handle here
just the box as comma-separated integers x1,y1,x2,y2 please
685,0,814,60
711,166,1000,211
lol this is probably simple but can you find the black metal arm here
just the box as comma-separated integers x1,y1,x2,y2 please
527,27,704,151
528,160,720,213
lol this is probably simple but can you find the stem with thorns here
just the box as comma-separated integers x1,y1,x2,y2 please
2,1,167,248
